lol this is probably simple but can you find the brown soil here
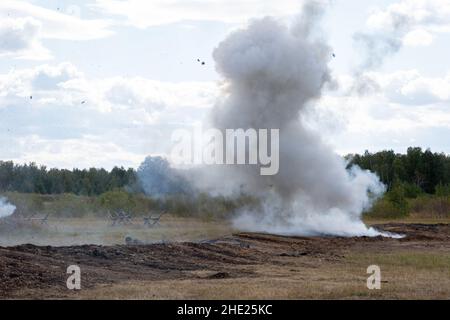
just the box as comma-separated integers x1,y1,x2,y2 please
1,223,449,299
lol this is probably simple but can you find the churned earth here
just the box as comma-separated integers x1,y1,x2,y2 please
1,223,450,299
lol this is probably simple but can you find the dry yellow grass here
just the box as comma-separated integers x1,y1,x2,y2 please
0,215,234,246
4,217,450,300
364,216,450,225
72,249,450,300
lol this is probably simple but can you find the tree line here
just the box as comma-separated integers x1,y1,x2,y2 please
1,147,450,197
0,161,137,196
347,147,450,195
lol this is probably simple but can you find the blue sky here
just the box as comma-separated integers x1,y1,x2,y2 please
1,0,450,169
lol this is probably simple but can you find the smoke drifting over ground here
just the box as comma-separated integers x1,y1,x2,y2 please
194,1,388,237
0,197,16,219
137,156,192,197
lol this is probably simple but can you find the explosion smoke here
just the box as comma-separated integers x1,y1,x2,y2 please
0,197,16,219
196,1,390,237
137,156,192,197
351,0,441,95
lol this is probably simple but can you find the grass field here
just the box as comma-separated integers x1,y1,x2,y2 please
0,215,234,247
1,217,449,300
1,191,450,300
78,251,450,300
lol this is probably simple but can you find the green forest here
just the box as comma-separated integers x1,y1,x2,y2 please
2,147,450,196
348,147,450,219
2,147,450,219
0,162,137,196
347,147,450,195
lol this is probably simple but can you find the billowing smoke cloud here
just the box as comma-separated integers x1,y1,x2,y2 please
194,1,388,237
137,156,192,197
0,197,16,219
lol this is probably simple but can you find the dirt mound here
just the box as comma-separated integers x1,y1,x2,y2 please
1,223,449,298
373,223,450,241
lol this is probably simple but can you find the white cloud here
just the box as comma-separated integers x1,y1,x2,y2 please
0,0,113,60
0,1,113,40
308,69,450,154
367,0,450,46
10,135,144,170
0,63,217,168
92,0,300,28
0,63,82,99
355,70,450,105
402,28,434,46
353,0,450,72
2,62,450,168
0,17,51,60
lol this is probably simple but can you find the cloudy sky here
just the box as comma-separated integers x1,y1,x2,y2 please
1,0,450,169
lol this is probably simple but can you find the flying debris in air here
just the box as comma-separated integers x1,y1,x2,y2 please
81,101,86,104
29,96,32,100
332,53,336,58
197,58,206,66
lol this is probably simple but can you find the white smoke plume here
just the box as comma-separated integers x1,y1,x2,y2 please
0,197,16,219
194,1,390,237
351,33,401,95
353,33,402,72
352,0,450,95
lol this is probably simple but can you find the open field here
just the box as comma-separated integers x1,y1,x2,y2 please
364,216,450,225
1,219,450,300
0,215,233,247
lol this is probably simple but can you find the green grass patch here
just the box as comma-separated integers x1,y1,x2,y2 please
347,252,450,271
